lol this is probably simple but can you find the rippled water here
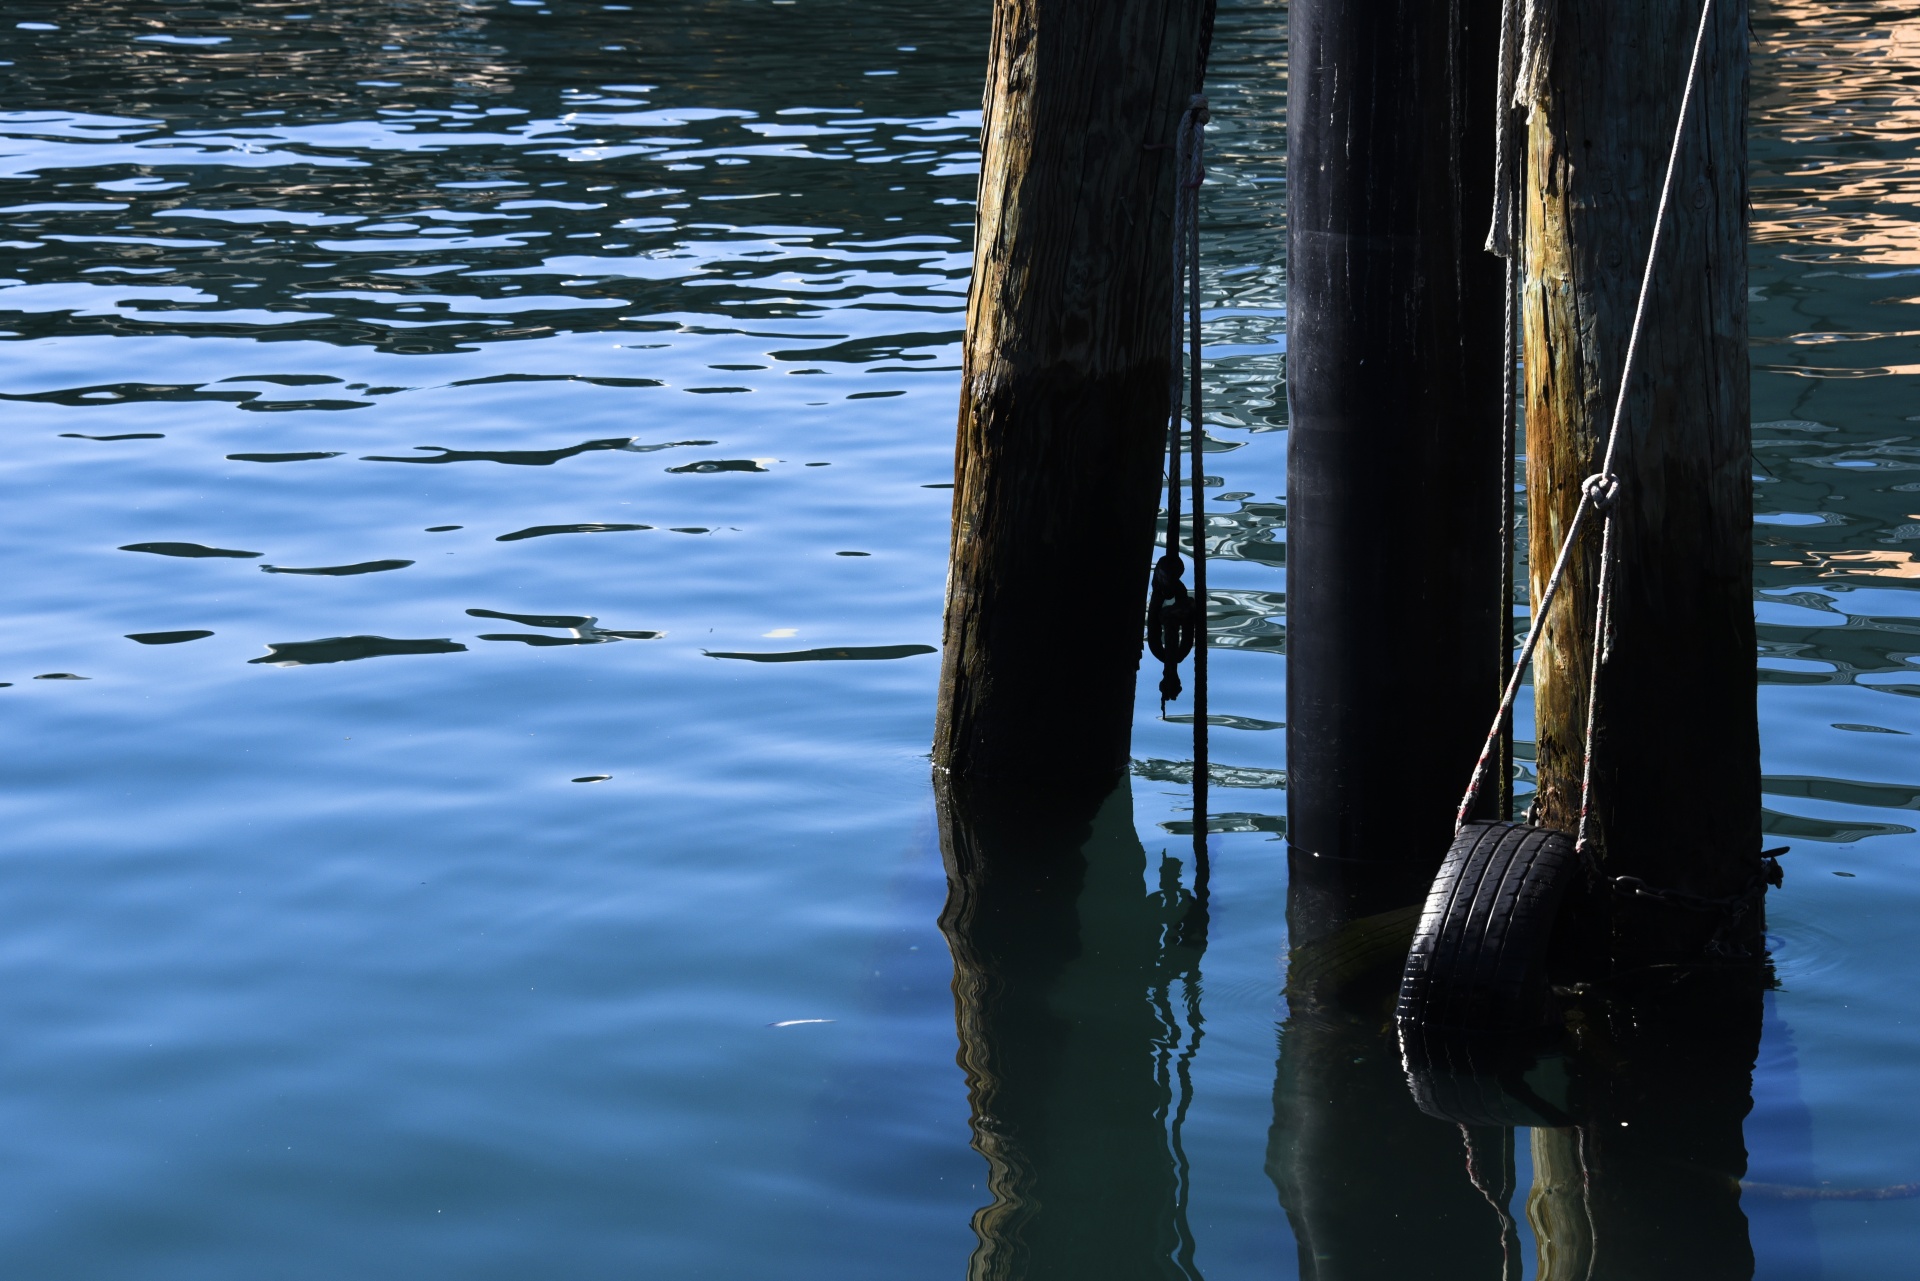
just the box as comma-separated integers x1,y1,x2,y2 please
0,0,1914,1276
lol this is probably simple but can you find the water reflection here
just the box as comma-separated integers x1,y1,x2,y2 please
1269,853,1512,1280
1274,852,1766,1279
936,778,1206,1281
1536,971,1761,1281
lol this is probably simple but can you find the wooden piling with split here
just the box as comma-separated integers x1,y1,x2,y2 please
934,0,1216,786
1520,0,1759,965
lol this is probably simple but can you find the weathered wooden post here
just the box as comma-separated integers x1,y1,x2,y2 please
1520,0,1759,964
935,0,1216,785
1285,0,1509,867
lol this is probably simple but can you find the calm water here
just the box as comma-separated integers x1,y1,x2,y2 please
0,0,1912,1276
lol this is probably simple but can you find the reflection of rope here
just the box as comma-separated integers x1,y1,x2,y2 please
1145,96,1211,875
1456,0,1720,862
1457,1125,1521,1281
1168,966,1205,1281
1151,855,1208,1281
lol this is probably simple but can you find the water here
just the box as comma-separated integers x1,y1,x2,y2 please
0,0,1910,1277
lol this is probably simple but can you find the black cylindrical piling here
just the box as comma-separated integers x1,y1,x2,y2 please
1284,0,1507,866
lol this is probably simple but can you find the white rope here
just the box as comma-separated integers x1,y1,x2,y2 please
1456,0,1719,835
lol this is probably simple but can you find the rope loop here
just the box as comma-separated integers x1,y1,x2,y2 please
1580,471,1620,512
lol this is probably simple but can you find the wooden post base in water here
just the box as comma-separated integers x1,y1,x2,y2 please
934,0,1215,785
1521,0,1760,965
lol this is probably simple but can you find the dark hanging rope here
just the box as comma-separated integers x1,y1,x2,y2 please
1496,233,1519,821
1488,0,1522,822
1145,95,1211,875
1146,100,1209,715
1184,96,1210,875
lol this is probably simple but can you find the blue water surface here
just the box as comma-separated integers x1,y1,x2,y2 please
0,0,1915,1277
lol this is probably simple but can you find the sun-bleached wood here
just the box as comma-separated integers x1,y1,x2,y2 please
1521,0,1759,963
935,0,1214,784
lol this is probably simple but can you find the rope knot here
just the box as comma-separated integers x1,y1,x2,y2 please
1581,471,1620,511
1146,553,1195,706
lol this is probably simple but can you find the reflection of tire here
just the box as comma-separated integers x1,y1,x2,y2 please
1397,820,1579,1034
1401,1029,1579,1127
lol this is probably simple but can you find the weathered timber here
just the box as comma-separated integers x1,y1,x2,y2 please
1285,0,1508,866
935,0,1215,784
936,776,1204,1279
1522,0,1759,964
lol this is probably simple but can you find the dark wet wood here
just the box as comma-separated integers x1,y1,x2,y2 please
934,0,1214,784
1522,0,1760,964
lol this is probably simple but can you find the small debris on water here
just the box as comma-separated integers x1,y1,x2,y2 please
768,1019,835,1028
35,673,88,680
1835,871,1857,877
572,774,611,783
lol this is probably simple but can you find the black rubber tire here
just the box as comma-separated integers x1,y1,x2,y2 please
1396,820,1578,1034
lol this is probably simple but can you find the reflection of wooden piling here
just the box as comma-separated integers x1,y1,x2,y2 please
1539,972,1762,1280
1284,0,1507,864
1270,852,1514,1280
937,777,1205,1280
1522,0,1759,963
1526,1129,1594,1281
935,0,1215,784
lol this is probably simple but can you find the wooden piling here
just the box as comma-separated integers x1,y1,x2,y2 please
1520,0,1759,965
934,0,1216,785
1284,0,1508,865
